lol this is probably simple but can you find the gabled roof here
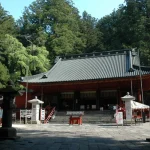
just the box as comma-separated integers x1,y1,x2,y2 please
22,49,150,83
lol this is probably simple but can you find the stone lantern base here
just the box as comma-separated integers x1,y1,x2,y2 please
0,127,20,140
146,138,150,142
31,120,41,124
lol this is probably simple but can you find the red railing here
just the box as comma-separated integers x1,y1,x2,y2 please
44,107,55,124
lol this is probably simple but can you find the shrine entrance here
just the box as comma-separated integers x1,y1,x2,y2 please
61,92,74,110
100,90,118,110
79,91,96,110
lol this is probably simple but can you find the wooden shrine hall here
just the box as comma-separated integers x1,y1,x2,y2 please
16,49,150,111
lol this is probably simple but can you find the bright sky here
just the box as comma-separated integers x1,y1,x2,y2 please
0,0,125,20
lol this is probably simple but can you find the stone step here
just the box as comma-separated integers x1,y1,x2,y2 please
49,110,116,124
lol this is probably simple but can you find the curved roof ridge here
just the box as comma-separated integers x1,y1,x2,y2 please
61,49,129,60
45,58,62,77
21,59,62,82
22,72,46,82
21,50,150,83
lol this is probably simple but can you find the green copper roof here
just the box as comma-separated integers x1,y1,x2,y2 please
22,50,150,83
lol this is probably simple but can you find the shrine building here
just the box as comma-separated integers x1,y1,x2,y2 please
16,49,150,110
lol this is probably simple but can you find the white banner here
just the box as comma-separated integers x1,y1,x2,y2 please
41,109,45,120
116,112,123,125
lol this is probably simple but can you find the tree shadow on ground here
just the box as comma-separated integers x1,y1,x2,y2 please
0,124,150,150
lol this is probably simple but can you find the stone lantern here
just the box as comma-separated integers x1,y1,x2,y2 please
0,81,20,139
28,96,44,124
121,92,135,121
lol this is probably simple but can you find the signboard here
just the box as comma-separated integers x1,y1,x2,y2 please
115,112,123,125
41,109,45,120
20,109,32,118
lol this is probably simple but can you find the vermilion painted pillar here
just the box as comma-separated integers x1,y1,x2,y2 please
74,91,80,111
96,89,100,110
57,93,61,110
138,89,141,102
118,90,122,107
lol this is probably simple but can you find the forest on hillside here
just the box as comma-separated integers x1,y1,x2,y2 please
0,0,150,88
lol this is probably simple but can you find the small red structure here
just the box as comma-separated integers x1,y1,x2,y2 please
69,116,82,125
66,111,84,125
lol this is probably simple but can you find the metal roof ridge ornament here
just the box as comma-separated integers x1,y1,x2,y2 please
41,74,48,79
132,48,137,56
54,56,60,64
128,68,135,72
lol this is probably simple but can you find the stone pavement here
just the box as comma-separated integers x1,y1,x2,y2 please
0,122,150,150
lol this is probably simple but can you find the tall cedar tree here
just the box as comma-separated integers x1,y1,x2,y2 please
0,4,16,87
80,11,104,53
17,0,85,63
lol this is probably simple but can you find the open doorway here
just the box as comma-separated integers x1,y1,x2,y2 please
100,90,117,110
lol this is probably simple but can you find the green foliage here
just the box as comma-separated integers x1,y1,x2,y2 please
26,45,50,74
1,34,50,77
0,4,16,40
0,62,10,88
1,34,29,77
0,2,51,85
1,0,150,79
97,0,150,65
0,4,18,87
0,3,16,63
80,11,104,53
